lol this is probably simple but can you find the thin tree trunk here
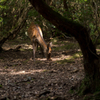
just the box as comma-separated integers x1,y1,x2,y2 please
0,5,33,52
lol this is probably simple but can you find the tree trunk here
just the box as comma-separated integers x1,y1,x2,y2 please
29,0,100,93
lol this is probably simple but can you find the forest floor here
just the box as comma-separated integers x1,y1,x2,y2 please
0,38,86,100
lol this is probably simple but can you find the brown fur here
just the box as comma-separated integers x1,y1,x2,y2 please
28,22,52,61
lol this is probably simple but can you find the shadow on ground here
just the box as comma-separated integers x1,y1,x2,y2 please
0,40,84,100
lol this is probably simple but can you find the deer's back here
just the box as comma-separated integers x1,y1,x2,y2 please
28,22,43,42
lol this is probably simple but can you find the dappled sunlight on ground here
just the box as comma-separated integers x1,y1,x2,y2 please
0,39,85,100
10,69,45,75
0,68,45,75
2,43,33,50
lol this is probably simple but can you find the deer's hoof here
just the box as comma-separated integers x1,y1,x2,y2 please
47,58,52,61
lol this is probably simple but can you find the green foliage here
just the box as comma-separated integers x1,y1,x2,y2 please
47,0,100,43
0,84,2,88
0,0,30,40
28,9,39,18
1,0,100,48
0,0,6,2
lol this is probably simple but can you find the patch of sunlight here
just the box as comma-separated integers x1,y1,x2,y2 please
64,41,69,43
51,38,58,44
0,68,45,75
37,58,47,61
2,43,33,50
51,57,64,61
65,55,73,60
20,48,25,51
53,52,82,64
10,69,45,75
97,49,100,52
72,53,81,58
57,59,75,64
65,53,81,60
19,44,32,49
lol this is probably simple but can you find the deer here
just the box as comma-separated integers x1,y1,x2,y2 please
27,22,52,61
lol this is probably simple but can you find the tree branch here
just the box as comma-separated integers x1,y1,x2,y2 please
28,0,98,61
29,0,86,37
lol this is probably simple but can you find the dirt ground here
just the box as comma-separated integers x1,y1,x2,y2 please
0,39,84,100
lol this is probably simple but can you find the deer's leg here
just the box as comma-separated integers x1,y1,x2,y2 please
39,45,45,58
32,42,37,61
